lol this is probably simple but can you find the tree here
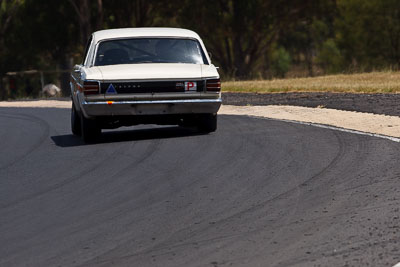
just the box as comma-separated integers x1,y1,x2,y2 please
336,0,400,70
0,0,24,99
278,0,337,76
102,0,176,29
176,0,327,79
0,0,21,43
68,0,104,47
0,0,79,96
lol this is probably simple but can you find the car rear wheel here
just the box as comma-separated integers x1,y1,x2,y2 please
80,113,101,143
71,103,81,136
197,114,217,133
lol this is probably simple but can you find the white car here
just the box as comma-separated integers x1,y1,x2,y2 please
70,27,221,142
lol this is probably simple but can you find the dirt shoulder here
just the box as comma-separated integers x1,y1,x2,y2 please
0,100,71,109
220,105,400,138
1,93,400,138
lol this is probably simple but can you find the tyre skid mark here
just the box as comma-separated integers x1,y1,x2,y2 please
168,126,344,260
61,140,164,227
200,130,345,231
0,143,126,210
75,118,247,265
89,119,345,265
0,113,50,171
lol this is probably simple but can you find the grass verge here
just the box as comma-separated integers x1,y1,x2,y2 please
222,71,400,93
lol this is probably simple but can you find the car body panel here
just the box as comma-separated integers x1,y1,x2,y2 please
91,63,207,80
70,27,221,129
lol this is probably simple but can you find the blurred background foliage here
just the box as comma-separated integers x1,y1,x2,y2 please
1,0,400,98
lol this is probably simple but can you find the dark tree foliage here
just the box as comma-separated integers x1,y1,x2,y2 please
177,0,319,78
103,0,169,28
1,0,400,99
336,0,400,70
279,0,338,76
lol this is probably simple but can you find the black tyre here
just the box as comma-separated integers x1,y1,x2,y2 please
80,113,101,143
197,114,217,133
71,103,81,136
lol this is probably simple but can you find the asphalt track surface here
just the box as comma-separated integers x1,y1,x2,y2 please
1,107,400,267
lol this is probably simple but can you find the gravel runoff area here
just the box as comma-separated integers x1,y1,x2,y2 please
1,92,400,138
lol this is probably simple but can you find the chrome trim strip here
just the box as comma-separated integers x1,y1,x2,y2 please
83,99,222,105
98,77,219,83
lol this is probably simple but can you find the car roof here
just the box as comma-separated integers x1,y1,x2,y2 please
92,27,202,43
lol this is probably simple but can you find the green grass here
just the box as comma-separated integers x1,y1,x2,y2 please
222,71,400,93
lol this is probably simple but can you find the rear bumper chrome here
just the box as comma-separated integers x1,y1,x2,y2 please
81,98,222,117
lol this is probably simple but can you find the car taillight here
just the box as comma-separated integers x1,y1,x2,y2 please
83,81,99,95
206,79,221,92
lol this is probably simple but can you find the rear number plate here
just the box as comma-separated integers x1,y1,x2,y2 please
185,82,197,92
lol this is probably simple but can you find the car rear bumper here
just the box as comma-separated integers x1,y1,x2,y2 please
81,98,222,117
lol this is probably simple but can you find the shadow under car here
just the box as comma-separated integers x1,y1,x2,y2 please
51,125,206,147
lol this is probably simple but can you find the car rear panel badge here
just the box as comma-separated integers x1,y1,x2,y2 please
106,84,117,94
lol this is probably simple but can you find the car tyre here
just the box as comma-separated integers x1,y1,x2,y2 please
197,114,217,133
71,103,81,136
80,113,101,143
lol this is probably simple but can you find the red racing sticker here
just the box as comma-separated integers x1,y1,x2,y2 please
185,81,197,92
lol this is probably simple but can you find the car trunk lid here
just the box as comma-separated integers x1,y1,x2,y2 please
94,63,205,94
95,63,203,80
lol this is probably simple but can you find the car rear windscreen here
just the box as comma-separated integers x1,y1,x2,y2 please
95,38,208,66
